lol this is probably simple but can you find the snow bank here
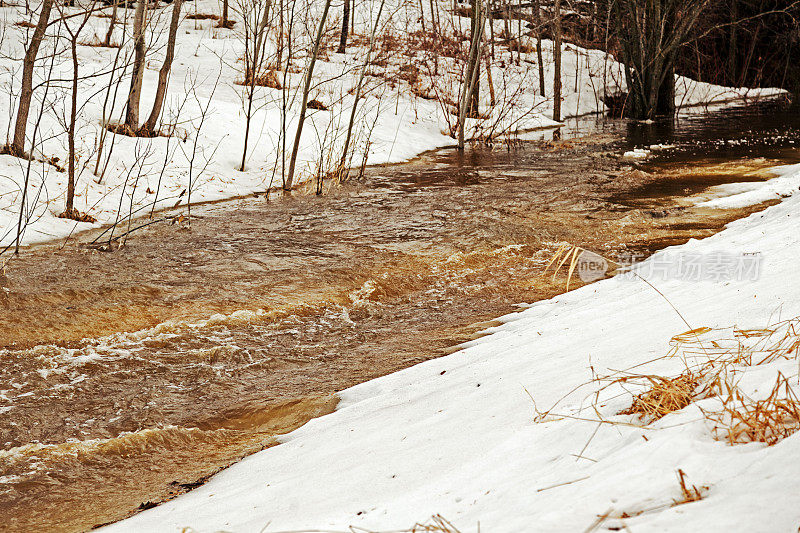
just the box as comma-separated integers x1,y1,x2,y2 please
102,168,800,530
0,0,785,249
697,163,800,209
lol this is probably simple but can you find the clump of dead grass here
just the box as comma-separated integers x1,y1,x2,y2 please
237,69,282,89
216,19,236,29
106,122,171,138
186,12,219,20
306,99,328,111
673,468,707,505
615,319,800,446
618,371,707,422
507,38,535,53
58,208,97,223
531,308,800,447
706,372,800,446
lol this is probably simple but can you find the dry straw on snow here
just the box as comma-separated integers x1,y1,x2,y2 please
618,371,706,422
705,372,800,445
538,242,800,445
616,318,800,445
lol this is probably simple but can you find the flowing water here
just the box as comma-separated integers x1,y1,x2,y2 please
1,99,799,532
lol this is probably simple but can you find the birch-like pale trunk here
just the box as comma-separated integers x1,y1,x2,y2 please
142,0,184,134
125,0,147,130
457,0,484,150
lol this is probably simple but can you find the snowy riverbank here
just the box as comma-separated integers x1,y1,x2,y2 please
101,163,800,530
0,0,785,250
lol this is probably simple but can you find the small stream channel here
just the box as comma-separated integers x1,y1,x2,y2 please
1,99,798,532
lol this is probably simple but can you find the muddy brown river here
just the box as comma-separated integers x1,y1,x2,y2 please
1,100,799,532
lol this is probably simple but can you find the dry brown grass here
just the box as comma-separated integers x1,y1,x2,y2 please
707,372,800,445
215,19,236,29
407,514,462,532
186,12,219,20
528,302,800,448
542,243,596,290
237,69,282,89
612,318,800,446
618,371,706,422
507,38,535,53
398,63,420,84
58,208,97,223
410,85,436,101
673,468,707,505
406,30,463,58
106,122,168,138
306,99,328,111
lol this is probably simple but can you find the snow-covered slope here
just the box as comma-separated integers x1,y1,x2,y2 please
102,167,800,531
0,0,784,249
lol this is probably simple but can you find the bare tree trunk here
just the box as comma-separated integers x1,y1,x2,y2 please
142,0,184,134
239,0,272,171
285,0,332,190
276,0,284,65
339,0,386,177
15,42,56,254
103,0,119,46
464,0,481,118
66,38,79,214
222,0,229,26
485,51,495,107
59,1,95,216
727,0,738,84
10,0,54,156
612,0,709,119
552,0,562,122
533,0,545,96
739,24,761,87
337,0,350,53
487,0,494,59
457,0,484,149
125,0,147,130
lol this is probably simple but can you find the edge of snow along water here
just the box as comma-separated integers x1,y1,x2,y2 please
100,161,800,531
